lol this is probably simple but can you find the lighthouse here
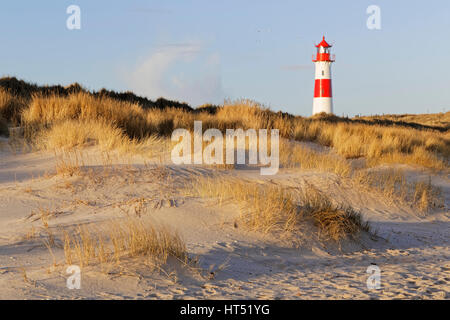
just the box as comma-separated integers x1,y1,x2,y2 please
312,36,335,115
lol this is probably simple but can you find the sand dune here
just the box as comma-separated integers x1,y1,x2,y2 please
0,144,448,300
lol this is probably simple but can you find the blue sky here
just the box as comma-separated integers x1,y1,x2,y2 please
0,0,449,116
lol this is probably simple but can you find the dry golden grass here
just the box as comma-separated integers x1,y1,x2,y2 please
279,138,442,212
14,91,446,214
0,88,27,126
22,92,151,138
37,120,129,151
292,120,448,170
298,185,370,241
54,150,84,177
353,169,443,212
33,120,171,169
2,85,446,171
279,139,351,177
186,176,369,242
63,219,187,268
357,112,450,130
194,101,448,170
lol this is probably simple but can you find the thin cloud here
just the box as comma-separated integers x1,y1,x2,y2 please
125,44,224,106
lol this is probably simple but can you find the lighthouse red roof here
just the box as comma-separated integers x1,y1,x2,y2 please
315,36,332,48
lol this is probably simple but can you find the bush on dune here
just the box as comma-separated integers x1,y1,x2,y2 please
0,88,27,126
0,116,8,137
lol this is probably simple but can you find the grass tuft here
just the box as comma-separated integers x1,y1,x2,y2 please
186,176,370,242
353,169,443,212
63,219,187,268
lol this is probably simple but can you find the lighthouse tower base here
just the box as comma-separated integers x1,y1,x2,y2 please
313,97,333,115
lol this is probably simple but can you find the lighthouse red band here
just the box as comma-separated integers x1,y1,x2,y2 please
314,79,332,98
312,36,334,115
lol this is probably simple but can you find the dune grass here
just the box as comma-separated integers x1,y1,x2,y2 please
0,81,443,214
10,89,446,213
63,219,187,268
357,112,450,130
185,176,370,242
353,169,443,212
292,118,448,170
279,139,443,212
279,139,351,177
4,85,443,171
22,92,153,139
0,87,27,126
37,119,131,150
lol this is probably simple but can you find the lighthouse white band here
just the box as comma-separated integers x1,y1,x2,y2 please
314,61,332,79
313,97,333,115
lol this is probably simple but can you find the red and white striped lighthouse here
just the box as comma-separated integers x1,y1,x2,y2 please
312,36,335,115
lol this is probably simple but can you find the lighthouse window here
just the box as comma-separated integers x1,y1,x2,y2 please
322,71,324,76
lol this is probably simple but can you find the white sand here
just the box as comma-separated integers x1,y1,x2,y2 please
0,144,448,300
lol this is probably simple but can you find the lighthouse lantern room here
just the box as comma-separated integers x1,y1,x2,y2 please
312,36,334,115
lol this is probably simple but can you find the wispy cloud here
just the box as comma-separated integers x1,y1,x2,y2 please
125,43,223,106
